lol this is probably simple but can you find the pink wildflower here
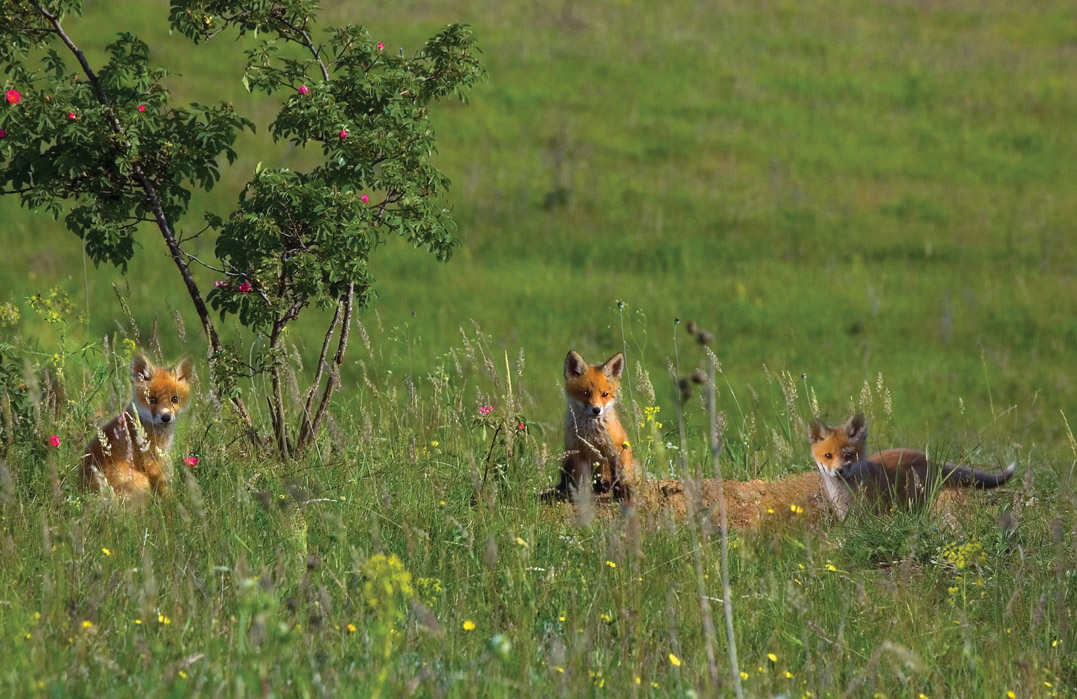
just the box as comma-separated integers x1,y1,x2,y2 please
0,129,6,139
517,422,526,431
184,456,200,467
5,89,20,104
298,85,309,95
49,435,61,447
238,282,252,293
67,112,77,120
339,128,348,139
138,104,146,112
377,42,384,50
214,280,227,288
361,194,369,203
478,405,493,415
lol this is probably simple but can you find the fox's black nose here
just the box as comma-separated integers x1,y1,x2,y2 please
590,407,601,415
160,414,172,423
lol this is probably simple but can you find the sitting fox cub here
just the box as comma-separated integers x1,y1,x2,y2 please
81,354,193,502
810,413,1015,519
552,350,636,502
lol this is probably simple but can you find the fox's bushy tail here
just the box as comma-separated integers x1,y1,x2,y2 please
941,462,1016,489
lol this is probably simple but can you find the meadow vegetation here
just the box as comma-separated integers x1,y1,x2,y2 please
1,0,1075,695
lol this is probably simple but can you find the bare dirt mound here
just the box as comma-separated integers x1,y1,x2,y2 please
636,472,825,528
546,471,975,529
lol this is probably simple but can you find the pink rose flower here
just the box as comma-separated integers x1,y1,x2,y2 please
138,104,146,112
0,129,6,139
298,85,309,95
238,282,252,293
67,112,77,120
517,422,526,431
49,435,61,447
5,89,20,104
377,42,384,50
339,128,348,139
184,456,200,467
361,194,369,203
214,280,227,288
478,405,493,415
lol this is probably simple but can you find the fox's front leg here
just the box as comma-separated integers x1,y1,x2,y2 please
610,443,635,502
556,451,593,500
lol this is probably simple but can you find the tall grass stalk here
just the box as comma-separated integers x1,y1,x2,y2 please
706,349,743,698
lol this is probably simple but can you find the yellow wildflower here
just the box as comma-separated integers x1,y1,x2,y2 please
669,653,682,667
463,620,476,631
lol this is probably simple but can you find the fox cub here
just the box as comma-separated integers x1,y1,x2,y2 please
810,413,1015,519
553,350,636,502
81,354,193,502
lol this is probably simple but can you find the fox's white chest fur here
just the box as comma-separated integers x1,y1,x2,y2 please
816,466,853,519
564,404,619,463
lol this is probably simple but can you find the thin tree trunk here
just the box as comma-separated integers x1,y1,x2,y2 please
38,4,253,427
296,300,343,449
297,284,354,451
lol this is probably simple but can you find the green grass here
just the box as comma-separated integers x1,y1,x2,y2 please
2,0,1076,695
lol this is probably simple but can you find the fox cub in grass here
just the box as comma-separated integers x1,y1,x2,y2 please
81,354,193,503
810,413,1015,519
551,350,636,502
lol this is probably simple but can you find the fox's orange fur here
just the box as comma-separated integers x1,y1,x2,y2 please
810,413,1015,519
81,354,193,503
553,350,636,502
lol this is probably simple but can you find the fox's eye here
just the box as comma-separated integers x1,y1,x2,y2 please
149,397,158,405
171,396,179,404
601,392,609,398
583,391,591,399
824,453,832,460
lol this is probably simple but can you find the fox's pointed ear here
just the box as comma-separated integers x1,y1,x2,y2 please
130,354,153,383
564,350,587,379
809,418,829,443
846,413,868,442
172,357,194,383
604,352,626,381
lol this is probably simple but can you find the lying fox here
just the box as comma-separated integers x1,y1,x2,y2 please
810,413,1015,519
81,354,193,503
552,350,636,502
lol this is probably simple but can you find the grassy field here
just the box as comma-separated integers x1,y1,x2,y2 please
2,0,1076,695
